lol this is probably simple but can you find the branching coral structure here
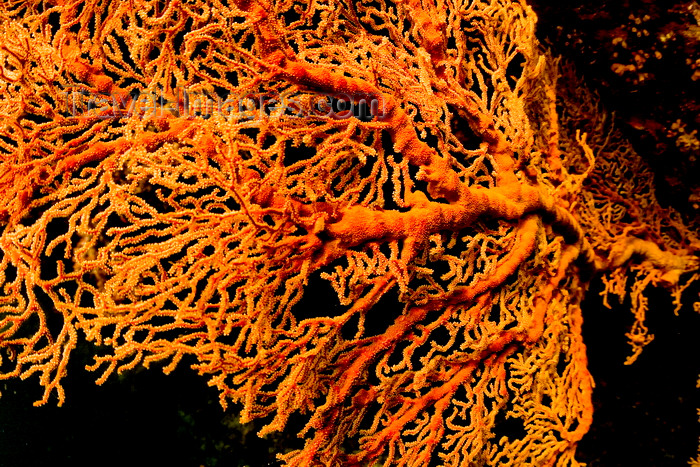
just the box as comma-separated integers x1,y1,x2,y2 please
0,0,698,465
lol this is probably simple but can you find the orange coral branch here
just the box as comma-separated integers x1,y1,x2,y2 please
0,0,697,465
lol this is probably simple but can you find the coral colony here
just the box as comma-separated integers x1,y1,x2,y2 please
0,0,697,465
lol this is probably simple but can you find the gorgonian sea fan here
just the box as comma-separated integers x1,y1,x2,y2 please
0,0,698,465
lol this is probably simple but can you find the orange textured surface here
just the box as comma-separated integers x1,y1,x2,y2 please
0,0,698,465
